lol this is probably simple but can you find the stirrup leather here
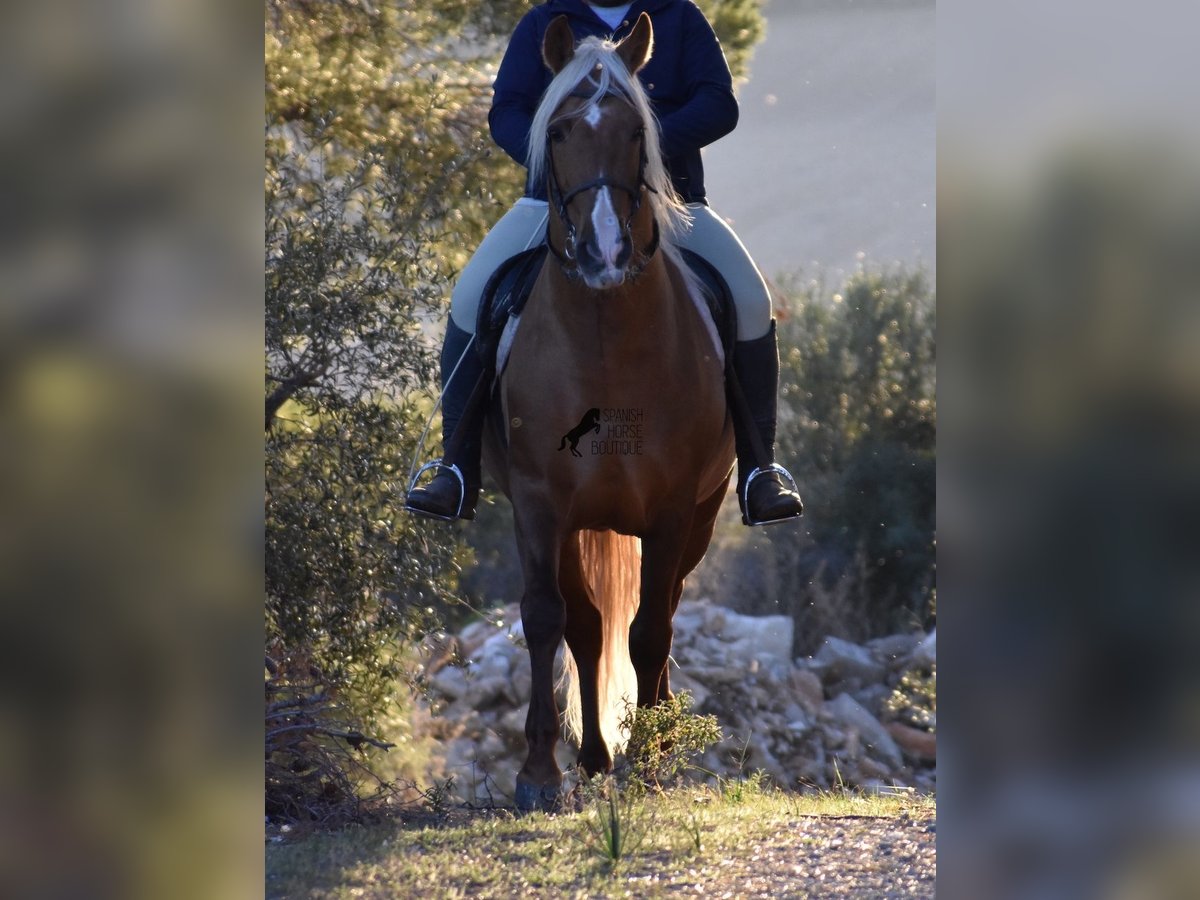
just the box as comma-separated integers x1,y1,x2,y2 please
740,464,803,527
404,459,467,522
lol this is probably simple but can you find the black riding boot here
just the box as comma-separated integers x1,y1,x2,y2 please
732,320,804,525
405,320,485,521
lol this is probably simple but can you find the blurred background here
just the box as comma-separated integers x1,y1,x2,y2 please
939,1,1200,897
4,0,1200,896
705,0,935,279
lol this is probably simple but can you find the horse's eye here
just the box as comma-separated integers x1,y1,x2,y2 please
548,126,567,144
631,127,645,142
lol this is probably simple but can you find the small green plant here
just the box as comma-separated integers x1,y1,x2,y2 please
695,731,769,804
680,804,706,854
832,756,847,792
575,776,650,870
619,692,722,789
720,768,770,804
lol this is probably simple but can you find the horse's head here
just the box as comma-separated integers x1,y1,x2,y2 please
531,14,675,290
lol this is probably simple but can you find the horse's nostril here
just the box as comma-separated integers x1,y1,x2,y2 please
578,239,601,266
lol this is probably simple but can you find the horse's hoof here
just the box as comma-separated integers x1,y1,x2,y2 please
514,778,563,813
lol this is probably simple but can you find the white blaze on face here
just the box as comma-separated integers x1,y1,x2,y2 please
579,102,625,285
591,186,624,270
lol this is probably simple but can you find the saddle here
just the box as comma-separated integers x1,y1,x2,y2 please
677,247,738,364
475,245,548,363
474,244,737,370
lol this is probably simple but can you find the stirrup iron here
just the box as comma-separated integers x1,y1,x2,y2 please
404,459,467,522
740,464,803,527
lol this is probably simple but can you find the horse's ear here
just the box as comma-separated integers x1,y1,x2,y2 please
615,12,653,74
543,15,575,74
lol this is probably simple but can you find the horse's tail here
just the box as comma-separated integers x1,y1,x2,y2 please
559,529,640,754
557,435,567,451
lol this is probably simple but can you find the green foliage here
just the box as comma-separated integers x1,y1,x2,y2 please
619,693,723,788
718,767,771,804
266,0,527,271
885,660,937,733
265,143,463,726
681,804,706,853
695,0,768,84
576,777,651,869
264,0,529,740
758,268,936,645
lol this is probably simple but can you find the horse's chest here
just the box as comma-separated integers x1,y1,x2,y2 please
503,347,725,518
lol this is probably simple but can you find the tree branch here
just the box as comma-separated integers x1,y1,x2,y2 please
266,366,324,429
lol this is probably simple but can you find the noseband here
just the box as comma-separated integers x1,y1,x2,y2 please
544,90,660,281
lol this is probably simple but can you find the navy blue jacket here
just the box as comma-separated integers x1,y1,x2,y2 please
489,0,739,204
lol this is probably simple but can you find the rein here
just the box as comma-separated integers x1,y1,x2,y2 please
543,89,660,281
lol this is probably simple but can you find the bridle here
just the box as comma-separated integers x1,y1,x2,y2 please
544,89,660,281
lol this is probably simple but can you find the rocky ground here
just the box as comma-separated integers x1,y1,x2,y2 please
417,598,936,804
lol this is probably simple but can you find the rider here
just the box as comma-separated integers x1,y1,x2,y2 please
406,0,804,526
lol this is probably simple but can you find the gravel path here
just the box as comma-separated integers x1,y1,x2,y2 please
605,811,936,898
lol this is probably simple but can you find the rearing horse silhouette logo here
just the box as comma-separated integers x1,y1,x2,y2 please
558,408,601,457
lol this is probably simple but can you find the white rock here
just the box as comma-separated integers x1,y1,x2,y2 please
812,637,886,684
672,601,706,639
689,664,745,685
912,629,936,668
463,676,510,709
851,684,891,714
866,632,922,666
457,619,493,659
824,693,903,769
431,665,469,700
473,647,512,681
786,715,813,736
707,608,794,668
509,661,531,703
701,605,728,635
788,669,825,714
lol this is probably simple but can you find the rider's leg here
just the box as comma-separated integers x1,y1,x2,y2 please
679,203,803,525
406,199,548,521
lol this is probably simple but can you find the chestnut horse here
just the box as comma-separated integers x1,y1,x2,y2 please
482,14,735,811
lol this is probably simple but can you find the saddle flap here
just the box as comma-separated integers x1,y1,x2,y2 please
678,248,738,363
475,246,548,362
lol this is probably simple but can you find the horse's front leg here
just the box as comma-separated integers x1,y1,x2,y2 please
513,501,568,812
628,515,692,708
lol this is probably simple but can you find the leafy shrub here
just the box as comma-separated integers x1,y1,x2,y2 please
705,268,936,647
618,693,723,789
265,144,468,732
784,267,934,637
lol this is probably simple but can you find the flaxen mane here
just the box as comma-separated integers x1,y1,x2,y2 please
527,36,692,248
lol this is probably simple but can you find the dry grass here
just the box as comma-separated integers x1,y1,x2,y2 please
266,783,935,898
